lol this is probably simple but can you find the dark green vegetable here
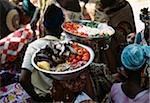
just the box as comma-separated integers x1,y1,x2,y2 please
81,21,98,28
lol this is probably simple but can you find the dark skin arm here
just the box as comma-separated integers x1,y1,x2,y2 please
30,7,40,31
19,69,52,102
30,7,40,39
19,69,40,101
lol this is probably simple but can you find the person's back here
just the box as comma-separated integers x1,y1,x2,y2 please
111,83,149,103
20,4,65,102
110,44,150,103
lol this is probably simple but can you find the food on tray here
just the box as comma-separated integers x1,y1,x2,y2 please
62,21,115,38
81,21,99,28
63,22,88,37
55,63,70,72
34,41,71,68
37,61,51,71
34,41,90,72
68,43,90,63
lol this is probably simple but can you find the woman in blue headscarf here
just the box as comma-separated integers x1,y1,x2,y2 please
110,44,150,103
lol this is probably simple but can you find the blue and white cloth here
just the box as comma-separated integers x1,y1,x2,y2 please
121,44,150,71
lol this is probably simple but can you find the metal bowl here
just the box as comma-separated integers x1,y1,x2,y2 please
61,20,115,41
31,43,95,80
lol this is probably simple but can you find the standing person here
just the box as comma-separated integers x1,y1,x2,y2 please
20,4,64,102
0,24,33,87
21,0,36,25
97,0,136,37
20,5,64,102
126,8,150,46
106,0,136,72
29,0,81,37
93,0,136,72
20,4,97,102
110,44,150,103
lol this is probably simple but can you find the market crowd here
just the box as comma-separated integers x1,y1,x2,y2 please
0,0,149,103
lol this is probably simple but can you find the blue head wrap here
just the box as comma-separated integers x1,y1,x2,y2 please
22,0,36,17
121,44,150,71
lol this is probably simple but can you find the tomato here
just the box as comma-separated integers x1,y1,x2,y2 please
64,23,80,31
72,43,78,48
77,49,84,56
82,48,88,53
76,55,82,61
74,47,79,52
72,59,78,64
80,32,88,37
82,52,90,61
68,54,76,62
68,58,72,62
82,56,90,61
83,52,90,57
64,22,89,38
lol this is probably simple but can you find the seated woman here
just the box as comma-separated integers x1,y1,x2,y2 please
110,44,150,103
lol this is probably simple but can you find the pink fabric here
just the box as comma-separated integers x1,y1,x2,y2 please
0,26,32,64
111,83,149,103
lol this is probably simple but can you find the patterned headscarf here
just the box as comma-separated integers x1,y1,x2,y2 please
121,44,150,71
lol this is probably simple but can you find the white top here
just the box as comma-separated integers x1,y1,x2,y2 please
74,92,92,103
22,35,58,96
111,83,150,103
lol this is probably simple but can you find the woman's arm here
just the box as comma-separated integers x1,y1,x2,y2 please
19,69,42,101
30,7,40,30
20,69,52,102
